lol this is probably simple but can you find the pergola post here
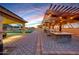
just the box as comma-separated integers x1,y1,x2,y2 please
59,23,62,32
59,17,63,32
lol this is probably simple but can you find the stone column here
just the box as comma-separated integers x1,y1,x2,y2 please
0,15,3,54
18,24,22,32
22,23,25,34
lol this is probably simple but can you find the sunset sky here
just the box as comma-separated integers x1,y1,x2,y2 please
0,3,50,27
0,3,79,27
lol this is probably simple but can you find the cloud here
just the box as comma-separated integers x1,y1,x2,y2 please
1,3,50,27
26,18,43,27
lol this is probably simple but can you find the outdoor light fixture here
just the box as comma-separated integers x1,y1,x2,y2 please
70,17,74,19
59,17,63,19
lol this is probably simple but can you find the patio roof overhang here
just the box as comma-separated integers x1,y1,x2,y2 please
43,4,79,25
0,5,28,24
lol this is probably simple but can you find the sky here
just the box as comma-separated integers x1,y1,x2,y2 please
0,3,50,27
0,3,79,27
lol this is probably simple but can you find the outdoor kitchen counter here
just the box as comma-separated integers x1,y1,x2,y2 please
51,32,72,43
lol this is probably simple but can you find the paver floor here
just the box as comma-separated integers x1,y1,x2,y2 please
3,29,79,55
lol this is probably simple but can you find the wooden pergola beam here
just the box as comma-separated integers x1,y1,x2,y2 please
68,7,78,13
60,6,69,12
52,5,57,10
55,5,61,11
57,5,64,12
49,4,53,9
58,5,66,12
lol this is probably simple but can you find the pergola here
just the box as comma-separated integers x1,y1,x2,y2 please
42,4,79,31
